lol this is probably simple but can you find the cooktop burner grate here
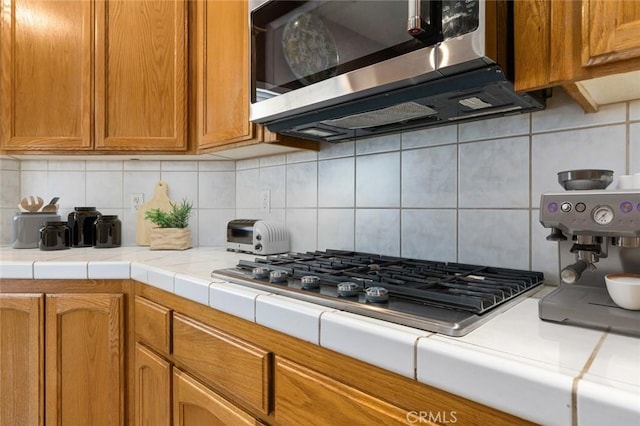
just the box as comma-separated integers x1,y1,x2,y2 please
213,249,544,336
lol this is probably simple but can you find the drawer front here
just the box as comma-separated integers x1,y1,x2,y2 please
275,357,409,426
135,297,171,355
172,313,272,416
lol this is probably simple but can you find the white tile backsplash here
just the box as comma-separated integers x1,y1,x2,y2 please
459,136,530,208
401,209,457,262
355,208,400,256
2,89,637,285
402,145,457,208
356,152,400,207
318,157,354,208
286,162,318,208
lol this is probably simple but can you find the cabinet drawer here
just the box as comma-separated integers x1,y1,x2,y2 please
135,297,171,355
172,313,272,416
275,357,409,426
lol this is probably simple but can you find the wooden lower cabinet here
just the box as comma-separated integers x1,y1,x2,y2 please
173,369,260,426
45,293,125,426
135,343,171,426
1,290,126,426
0,293,44,426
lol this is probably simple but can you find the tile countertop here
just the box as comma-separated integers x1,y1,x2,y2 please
1,246,638,425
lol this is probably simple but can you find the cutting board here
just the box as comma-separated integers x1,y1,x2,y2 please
136,181,173,246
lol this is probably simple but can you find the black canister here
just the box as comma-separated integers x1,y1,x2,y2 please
93,215,122,248
39,221,71,251
68,207,101,247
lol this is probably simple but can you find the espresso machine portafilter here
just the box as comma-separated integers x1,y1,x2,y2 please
538,170,640,336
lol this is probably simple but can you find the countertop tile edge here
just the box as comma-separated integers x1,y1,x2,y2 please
416,335,575,425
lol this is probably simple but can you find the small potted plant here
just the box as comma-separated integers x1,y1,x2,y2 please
144,198,193,250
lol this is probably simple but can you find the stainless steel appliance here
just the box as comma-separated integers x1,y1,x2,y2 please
538,174,640,336
250,0,545,142
212,250,543,336
226,219,289,255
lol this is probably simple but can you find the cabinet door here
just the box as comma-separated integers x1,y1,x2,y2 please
45,293,124,426
173,369,259,426
275,357,409,426
0,294,44,426
195,0,255,150
583,0,640,66
135,343,171,426
95,0,187,151
0,0,93,151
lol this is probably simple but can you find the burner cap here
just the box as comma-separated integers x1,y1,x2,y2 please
301,275,320,289
337,281,361,297
269,270,288,283
365,286,389,303
252,267,270,279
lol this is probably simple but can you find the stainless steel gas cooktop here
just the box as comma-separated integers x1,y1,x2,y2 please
212,250,544,336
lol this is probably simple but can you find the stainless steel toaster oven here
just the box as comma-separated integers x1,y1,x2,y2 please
226,219,289,255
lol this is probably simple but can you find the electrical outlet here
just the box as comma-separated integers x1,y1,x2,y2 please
261,189,271,213
130,193,144,213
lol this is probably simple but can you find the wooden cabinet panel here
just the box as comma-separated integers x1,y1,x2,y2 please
45,293,124,426
275,356,410,426
135,296,172,356
0,0,93,150
172,313,272,416
0,293,44,426
583,0,640,67
95,0,187,151
173,369,259,426
195,0,253,149
135,343,171,426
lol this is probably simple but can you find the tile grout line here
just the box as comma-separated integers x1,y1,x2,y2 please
570,330,610,426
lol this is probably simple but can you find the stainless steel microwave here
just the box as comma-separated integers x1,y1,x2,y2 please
249,0,544,142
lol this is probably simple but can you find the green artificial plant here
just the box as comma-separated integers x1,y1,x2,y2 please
144,198,193,229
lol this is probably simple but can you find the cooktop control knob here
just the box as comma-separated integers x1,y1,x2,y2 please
301,275,320,290
255,243,263,251
337,281,361,297
365,286,389,303
252,267,270,279
269,270,288,283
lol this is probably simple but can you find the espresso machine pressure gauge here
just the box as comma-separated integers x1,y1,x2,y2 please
592,205,614,225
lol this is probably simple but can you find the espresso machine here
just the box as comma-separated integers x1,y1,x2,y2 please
538,170,640,336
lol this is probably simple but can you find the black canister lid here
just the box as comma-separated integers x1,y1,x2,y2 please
97,215,119,220
74,207,97,211
43,221,68,226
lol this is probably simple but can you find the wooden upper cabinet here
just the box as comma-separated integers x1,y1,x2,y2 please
195,0,253,150
0,0,187,152
514,0,640,111
0,0,93,150
95,0,187,151
582,0,640,67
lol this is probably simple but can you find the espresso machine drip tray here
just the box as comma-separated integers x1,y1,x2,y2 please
539,283,640,337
